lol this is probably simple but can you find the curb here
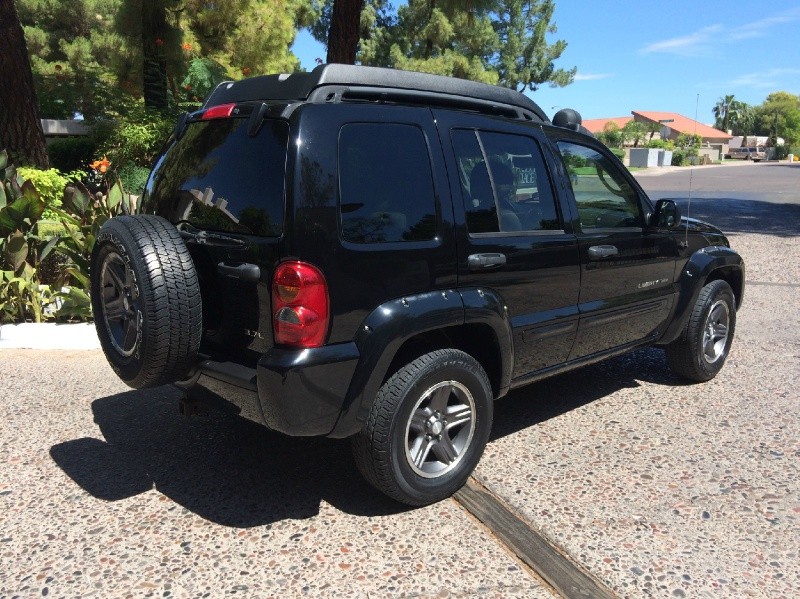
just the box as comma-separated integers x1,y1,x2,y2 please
0,323,101,350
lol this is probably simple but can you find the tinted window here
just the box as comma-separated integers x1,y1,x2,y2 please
338,123,437,244
557,141,643,229
145,118,288,236
451,129,560,234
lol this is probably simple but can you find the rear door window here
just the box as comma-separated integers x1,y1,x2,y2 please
338,123,437,244
450,129,560,234
145,118,289,236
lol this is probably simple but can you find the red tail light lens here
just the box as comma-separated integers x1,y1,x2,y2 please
201,103,236,120
272,261,329,347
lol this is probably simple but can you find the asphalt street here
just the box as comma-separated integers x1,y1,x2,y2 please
1,161,798,598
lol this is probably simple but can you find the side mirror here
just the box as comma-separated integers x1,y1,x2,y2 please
650,199,681,228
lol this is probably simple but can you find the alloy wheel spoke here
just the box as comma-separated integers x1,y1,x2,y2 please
428,385,452,413
104,297,127,321
121,317,138,350
410,435,435,469
106,263,126,292
445,404,472,430
432,433,458,464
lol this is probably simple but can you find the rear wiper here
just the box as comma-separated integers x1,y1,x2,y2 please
176,223,247,247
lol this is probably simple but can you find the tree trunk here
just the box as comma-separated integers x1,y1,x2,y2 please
327,0,364,65
0,0,49,168
142,1,169,109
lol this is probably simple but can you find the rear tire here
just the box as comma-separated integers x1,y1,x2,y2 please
90,215,202,388
666,280,736,382
351,349,493,506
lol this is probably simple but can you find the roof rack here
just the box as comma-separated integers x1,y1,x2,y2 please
203,64,549,123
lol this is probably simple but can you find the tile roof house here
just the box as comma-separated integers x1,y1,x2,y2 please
583,116,633,134
631,111,732,144
585,112,731,144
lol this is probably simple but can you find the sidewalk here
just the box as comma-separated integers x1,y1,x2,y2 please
0,322,100,350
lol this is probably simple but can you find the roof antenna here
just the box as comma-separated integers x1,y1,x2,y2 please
685,93,700,248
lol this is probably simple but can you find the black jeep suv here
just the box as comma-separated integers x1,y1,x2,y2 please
90,64,744,506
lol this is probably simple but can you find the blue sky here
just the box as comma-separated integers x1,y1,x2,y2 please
291,2,800,125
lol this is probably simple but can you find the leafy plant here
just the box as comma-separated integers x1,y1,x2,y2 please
0,150,60,322
17,167,82,220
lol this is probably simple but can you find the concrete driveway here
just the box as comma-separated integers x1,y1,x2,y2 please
1,162,798,598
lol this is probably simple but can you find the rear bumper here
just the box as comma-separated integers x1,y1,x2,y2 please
256,342,360,436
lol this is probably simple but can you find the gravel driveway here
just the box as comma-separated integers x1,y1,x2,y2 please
1,163,798,598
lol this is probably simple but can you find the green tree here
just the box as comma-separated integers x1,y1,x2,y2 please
596,122,623,149
17,0,125,118
753,91,800,147
348,0,574,89
493,0,575,92
713,94,735,132
0,0,49,167
727,100,754,137
621,120,647,148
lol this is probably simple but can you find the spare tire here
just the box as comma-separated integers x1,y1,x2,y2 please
90,215,202,388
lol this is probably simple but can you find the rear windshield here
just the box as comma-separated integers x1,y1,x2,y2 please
144,118,288,236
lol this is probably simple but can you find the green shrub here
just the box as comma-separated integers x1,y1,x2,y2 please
97,105,174,169
610,148,625,161
117,163,151,197
47,137,97,172
16,168,81,220
671,149,686,166
646,139,666,149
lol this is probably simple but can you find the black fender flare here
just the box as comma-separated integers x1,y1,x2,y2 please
328,287,513,438
658,246,745,345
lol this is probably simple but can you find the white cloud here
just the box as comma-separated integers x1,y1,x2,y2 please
640,25,722,56
728,68,800,91
730,7,800,40
574,73,613,82
641,8,800,56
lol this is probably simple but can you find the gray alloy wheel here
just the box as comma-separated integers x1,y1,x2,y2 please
701,299,730,365
666,279,736,382
351,349,493,506
404,380,477,478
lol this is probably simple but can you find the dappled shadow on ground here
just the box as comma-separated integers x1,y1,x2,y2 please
490,346,683,442
50,386,403,527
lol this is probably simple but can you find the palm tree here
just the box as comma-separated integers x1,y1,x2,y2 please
713,94,736,132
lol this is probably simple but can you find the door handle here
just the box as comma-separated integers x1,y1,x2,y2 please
468,253,507,272
217,262,261,283
587,245,619,259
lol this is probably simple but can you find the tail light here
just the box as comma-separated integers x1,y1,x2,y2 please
272,261,329,348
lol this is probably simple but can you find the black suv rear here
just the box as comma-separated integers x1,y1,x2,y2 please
90,64,745,505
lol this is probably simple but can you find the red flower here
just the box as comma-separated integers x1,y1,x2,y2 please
182,42,192,51
154,38,165,46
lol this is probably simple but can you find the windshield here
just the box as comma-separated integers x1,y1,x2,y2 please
143,118,289,236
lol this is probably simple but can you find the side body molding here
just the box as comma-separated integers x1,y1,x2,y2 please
657,246,745,345
328,287,514,438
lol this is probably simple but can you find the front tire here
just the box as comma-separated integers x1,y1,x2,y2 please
666,280,736,382
351,349,493,506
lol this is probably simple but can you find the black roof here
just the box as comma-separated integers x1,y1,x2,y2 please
203,64,549,123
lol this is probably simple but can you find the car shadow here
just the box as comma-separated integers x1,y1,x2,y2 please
51,347,684,525
50,386,403,528
490,346,684,442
